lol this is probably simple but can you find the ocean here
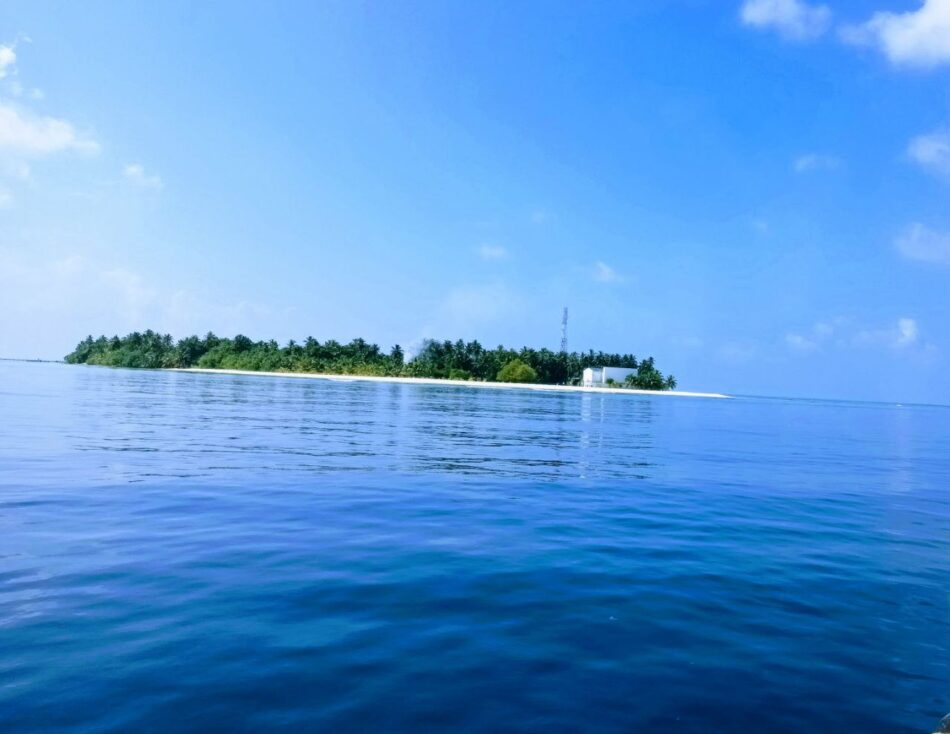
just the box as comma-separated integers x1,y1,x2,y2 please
1,361,947,733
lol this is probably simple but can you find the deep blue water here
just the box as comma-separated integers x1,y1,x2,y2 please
1,361,947,733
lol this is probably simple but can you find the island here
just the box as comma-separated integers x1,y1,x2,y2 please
65,331,682,391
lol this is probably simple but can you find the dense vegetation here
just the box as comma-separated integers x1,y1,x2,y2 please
65,331,677,389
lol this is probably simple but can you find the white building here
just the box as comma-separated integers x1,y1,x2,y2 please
582,366,637,387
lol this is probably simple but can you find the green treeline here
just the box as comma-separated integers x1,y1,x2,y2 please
65,331,677,389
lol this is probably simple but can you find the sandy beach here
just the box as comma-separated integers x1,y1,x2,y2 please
172,368,729,399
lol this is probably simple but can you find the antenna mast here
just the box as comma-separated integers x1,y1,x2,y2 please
560,307,569,353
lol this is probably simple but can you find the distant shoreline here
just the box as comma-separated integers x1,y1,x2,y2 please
171,367,730,399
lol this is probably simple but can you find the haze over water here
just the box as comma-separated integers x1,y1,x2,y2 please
1,361,947,733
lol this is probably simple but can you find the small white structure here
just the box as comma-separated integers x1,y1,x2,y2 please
582,366,637,387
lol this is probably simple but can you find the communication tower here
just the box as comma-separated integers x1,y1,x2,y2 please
560,307,569,353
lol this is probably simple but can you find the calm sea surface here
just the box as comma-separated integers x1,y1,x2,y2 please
1,361,947,733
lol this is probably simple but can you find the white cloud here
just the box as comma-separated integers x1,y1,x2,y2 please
896,318,919,347
123,163,163,190
793,153,841,172
854,318,921,349
100,267,157,320
740,0,831,40
4,81,44,101
783,317,846,352
0,249,280,358
786,315,927,354
895,223,950,265
842,0,950,67
3,160,30,180
593,260,623,283
0,252,157,335
908,128,950,175
0,103,99,156
0,41,102,209
785,332,818,352
476,244,508,261
0,187,12,209
0,44,16,79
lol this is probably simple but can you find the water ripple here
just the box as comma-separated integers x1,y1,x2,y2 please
0,362,948,733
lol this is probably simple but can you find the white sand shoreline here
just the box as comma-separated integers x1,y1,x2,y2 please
171,368,729,399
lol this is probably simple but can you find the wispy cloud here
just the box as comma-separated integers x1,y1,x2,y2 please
793,152,840,172
896,223,950,265
895,318,919,348
907,127,950,176
0,44,16,79
0,252,159,329
3,160,31,181
0,249,282,357
6,80,45,100
0,42,101,210
784,317,846,353
785,332,818,352
0,103,99,156
476,244,508,261
123,163,163,190
786,315,927,353
841,0,950,68
853,317,921,349
740,0,831,40
593,260,623,283
0,39,41,99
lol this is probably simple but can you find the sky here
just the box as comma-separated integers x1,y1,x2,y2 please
1,0,949,403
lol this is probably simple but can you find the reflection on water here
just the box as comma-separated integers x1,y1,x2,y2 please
8,363,673,483
1,362,948,733
11,362,946,492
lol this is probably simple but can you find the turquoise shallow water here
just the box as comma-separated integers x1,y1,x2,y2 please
1,361,947,733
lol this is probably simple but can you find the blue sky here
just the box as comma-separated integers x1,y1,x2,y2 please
1,0,949,403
